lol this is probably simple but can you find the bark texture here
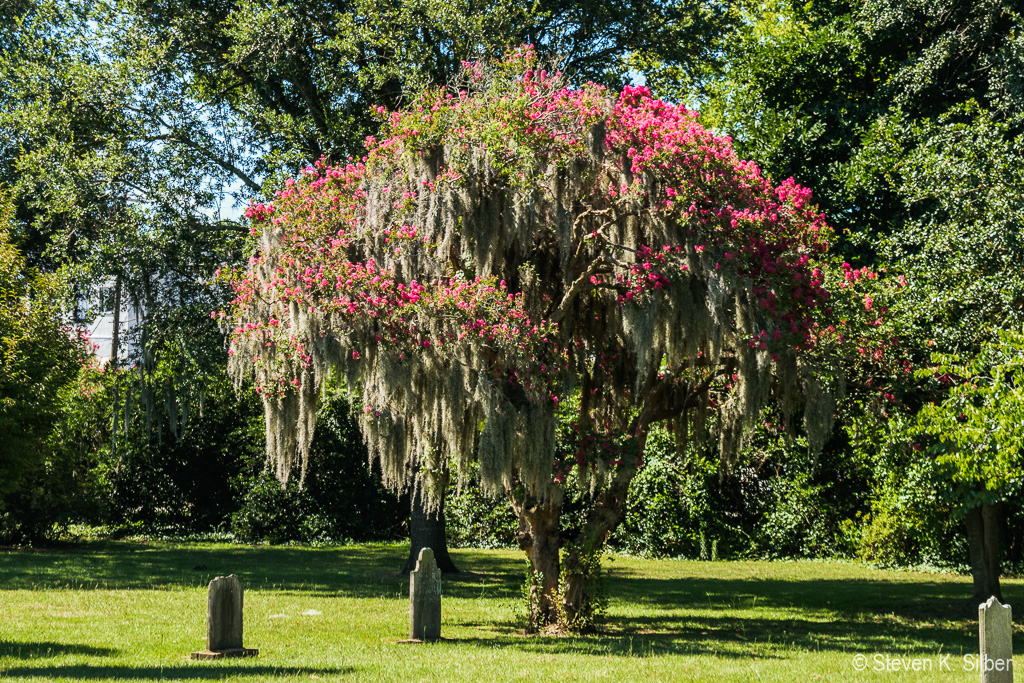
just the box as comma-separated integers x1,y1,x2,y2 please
967,501,1002,605
510,493,562,627
402,484,459,575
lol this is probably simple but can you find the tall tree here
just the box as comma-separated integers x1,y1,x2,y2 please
224,49,840,627
0,3,267,543
126,0,735,176
915,330,1024,603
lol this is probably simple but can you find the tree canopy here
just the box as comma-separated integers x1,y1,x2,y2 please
224,48,842,623
226,48,838,490
695,0,1024,356
691,0,1024,602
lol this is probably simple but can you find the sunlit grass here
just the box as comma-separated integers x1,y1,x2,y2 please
0,541,1014,681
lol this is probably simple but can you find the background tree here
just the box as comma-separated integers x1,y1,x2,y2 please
0,1,275,541
914,330,1024,604
126,0,735,174
678,0,1024,600
0,191,88,514
1,0,251,449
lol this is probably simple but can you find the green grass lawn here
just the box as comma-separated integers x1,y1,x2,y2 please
0,541,1016,681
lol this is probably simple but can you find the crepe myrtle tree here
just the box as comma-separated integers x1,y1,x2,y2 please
223,47,841,628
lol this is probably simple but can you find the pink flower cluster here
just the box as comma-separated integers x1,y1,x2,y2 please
602,85,832,349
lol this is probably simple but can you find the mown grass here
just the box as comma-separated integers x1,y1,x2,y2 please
0,541,1017,681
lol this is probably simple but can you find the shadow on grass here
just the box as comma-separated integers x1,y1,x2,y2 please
0,542,522,600
442,630,786,659
610,571,986,618
450,608,982,659
0,642,118,659
446,565,1005,658
0,665,354,680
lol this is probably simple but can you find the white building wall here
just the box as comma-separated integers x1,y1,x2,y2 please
78,282,140,362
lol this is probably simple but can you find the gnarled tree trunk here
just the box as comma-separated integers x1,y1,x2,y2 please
509,491,562,628
966,501,1001,605
561,459,639,627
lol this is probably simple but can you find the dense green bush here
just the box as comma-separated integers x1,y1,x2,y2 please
609,425,867,561
445,482,517,549
99,373,263,532
230,394,406,544
848,411,963,568
0,340,407,546
0,201,93,543
611,429,714,558
0,366,109,543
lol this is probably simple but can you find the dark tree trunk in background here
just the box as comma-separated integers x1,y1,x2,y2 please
967,501,1002,605
109,276,122,446
110,275,122,367
509,492,562,628
402,480,458,575
1000,510,1021,567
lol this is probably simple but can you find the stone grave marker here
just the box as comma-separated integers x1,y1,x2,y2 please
408,547,442,642
190,574,259,660
979,596,1013,682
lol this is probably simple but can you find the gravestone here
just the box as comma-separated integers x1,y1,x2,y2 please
190,574,259,660
409,547,442,642
979,597,1013,683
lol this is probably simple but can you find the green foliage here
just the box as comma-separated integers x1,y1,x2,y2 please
519,561,543,634
687,0,1024,577
445,485,517,549
517,544,608,634
1,0,251,277
849,103,1024,354
612,427,716,558
76,314,266,534
0,356,404,545
0,365,109,544
129,0,734,172
556,542,608,632
702,0,1024,253
229,476,316,544
915,329,1024,507
0,349,406,545
696,0,1024,359
0,194,86,503
755,469,846,559
1,2,254,505
846,406,961,568
612,425,865,561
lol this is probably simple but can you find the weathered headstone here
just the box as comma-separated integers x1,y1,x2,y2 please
979,596,1013,682
190,574,258,660
409,547,442,642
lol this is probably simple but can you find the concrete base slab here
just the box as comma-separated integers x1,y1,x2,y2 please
190,648,259,660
